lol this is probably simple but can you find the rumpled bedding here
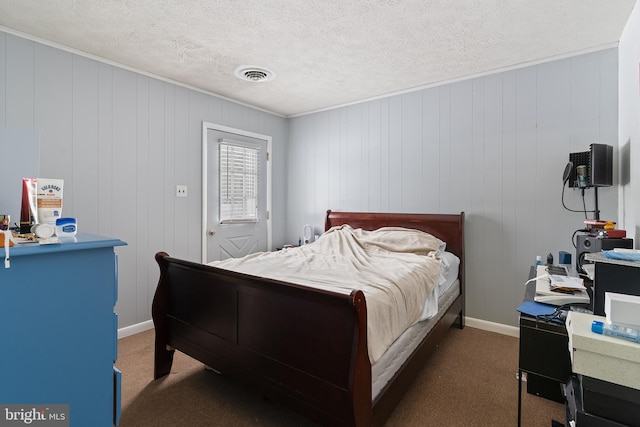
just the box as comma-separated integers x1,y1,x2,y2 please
207,224,444,363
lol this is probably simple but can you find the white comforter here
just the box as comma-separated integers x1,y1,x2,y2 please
208,225,443,363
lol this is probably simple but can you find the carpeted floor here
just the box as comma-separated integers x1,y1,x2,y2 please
115,326,565,426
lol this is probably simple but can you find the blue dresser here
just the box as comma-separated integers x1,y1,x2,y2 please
0,233,126,426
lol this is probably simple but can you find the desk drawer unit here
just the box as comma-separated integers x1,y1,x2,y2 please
519,316,572,401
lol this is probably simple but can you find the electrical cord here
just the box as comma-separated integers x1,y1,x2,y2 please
561,184,596,217
535,304,572,324
571,228,590,249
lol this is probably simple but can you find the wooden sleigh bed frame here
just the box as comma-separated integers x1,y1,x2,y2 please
152,210,465,426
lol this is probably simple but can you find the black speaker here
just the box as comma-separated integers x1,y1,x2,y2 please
576,235,633,273
590,143,613,187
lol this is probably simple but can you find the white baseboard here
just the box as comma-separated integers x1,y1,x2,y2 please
118,320,154,339
116,317,519,340
465,316,519,338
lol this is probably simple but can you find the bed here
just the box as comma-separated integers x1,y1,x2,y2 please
152,210,465,426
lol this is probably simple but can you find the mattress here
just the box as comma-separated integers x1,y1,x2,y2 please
372,251,461,400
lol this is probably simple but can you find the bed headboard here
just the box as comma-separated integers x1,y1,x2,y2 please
324,210,465,261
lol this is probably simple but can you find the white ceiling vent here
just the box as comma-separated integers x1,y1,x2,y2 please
235,66,275,82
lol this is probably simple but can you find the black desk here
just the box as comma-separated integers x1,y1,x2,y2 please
517,267,575,427
565,374,640,426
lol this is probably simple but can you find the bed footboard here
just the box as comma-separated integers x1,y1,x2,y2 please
152,252,373,426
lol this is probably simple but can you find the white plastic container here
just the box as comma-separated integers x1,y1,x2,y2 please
37,178,64,225
31,223,55,238
55,217,77,237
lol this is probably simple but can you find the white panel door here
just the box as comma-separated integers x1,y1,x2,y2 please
202,122,271,263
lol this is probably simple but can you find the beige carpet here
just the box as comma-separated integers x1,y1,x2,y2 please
116,326,565,426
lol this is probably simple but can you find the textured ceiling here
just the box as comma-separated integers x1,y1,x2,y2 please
0,0,636,117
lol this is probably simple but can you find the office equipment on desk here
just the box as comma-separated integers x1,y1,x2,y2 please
564,374,640,427
568,144,613,190
592,320,640,344
517,265,574,427
563,144,613,224
533,265,589,306
605,292,640,329
517,301,556,316
566,311,640,390
548,275,585,291
558,250,572,267
546,264,570,276
585,252,640,316
581,263,595,281
576,234,633,274
565,311,640,427
604,228,627,238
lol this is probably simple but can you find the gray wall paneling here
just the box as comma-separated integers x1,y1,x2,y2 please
1,28,622,328
0,128,39,221
0,33,5,124
5,35,35,128
618,2,640,244
0,32,287,328
288,49,620,326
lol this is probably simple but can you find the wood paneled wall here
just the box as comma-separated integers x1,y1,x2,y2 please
288,49,620,326
0,28,622,328
0,32,288,328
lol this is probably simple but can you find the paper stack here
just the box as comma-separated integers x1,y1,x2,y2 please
534,265,590,306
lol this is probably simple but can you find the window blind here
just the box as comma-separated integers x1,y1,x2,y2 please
219,141,260,223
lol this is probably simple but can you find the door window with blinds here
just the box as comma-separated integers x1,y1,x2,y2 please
218,139,260,223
